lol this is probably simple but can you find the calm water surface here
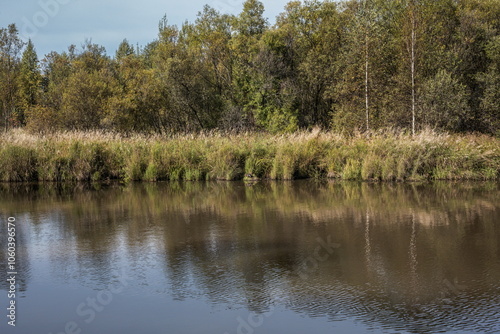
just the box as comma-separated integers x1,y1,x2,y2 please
0,181,499,334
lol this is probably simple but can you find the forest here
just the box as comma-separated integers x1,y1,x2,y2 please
0,0,499,135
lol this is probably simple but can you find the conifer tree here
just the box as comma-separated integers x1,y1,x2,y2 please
18,39,41,125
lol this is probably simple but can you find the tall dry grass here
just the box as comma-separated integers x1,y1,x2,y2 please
0,128,498,182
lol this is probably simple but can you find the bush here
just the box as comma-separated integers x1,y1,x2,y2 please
25,105,61,134
418,70,470,132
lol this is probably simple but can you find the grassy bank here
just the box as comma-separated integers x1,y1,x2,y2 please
0,129,498,182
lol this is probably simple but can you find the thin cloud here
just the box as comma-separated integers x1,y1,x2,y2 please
1,0,288,57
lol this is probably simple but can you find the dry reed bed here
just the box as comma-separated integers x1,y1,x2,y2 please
0,129,498,182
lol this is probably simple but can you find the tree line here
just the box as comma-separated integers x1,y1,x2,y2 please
0,0,499,134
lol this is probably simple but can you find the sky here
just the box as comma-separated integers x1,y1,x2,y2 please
0,0,290,58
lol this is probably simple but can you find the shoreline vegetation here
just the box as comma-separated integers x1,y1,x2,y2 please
1,1,498,186
0,129,498,183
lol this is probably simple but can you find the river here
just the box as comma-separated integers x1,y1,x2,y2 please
0,181,499,333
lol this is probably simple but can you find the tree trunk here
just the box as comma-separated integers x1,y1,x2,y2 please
365,34,370,132
411,5,416,136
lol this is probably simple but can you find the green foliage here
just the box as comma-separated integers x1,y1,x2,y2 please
124,144,149,182
25,105,61,133
361,153,383,180
18,39,41,125
1,0,499,134
106,57,166,133
34,140,119,182
0,24,24,130
0,145,37,181
271,145,297,180
206,142,247,180
115,39,135,61
477,36,500,135
342,159,362,180
61,68,117,130
418,70,470,131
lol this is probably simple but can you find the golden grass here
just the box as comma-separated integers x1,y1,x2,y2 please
0,128,498,182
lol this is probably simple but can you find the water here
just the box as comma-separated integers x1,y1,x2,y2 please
0,181,499,334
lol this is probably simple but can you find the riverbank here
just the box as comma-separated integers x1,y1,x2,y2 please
0,129,498,182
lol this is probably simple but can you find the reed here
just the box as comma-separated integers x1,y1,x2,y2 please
0,129,497,182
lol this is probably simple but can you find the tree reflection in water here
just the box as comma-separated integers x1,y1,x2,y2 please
0,180,499,333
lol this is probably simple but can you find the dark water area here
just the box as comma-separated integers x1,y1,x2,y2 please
0,181,499,334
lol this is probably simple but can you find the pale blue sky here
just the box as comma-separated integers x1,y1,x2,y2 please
0,0,289,58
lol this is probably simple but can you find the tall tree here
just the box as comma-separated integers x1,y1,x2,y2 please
230,0,268,128
410,0,416,135
452,0,500,132
59,41,117,130
388,0,426,133
294,0,341,128
330,0,393,132
254,1,341,132
40,50,72,111
188,6,235,129
115,39,135,61
477,35,500,135
153,16,226,132
18,39,41,125
347,0,382,131
0,24,24,130
5,1,499,135
107,53,167,133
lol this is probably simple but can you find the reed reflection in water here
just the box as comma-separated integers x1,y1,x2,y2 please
0,181,499,334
